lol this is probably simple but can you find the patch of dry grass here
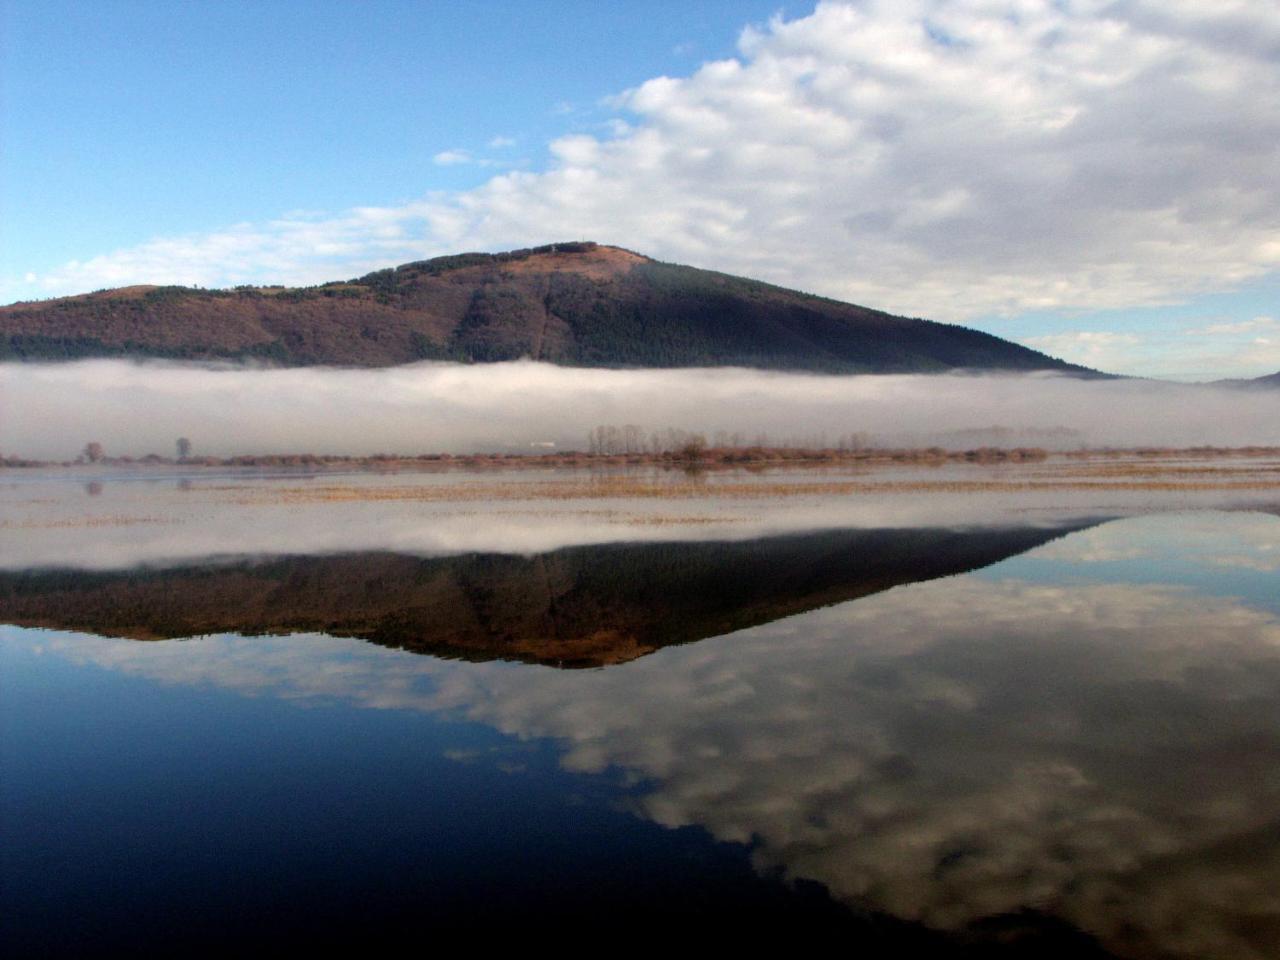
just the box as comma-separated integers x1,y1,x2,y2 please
0,515,176,529
206,463,1280,508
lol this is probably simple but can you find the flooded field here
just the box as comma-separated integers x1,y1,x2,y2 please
3,457,1280,955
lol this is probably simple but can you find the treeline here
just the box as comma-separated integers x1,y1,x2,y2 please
0,448,1029,471
586,424,878,455
11,445,1280,473
2,445,1054,472
1063,446,1280,459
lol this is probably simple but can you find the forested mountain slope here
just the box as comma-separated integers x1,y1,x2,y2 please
1,242,1093,374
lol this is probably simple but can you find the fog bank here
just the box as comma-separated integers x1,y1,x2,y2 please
2,360,1278,459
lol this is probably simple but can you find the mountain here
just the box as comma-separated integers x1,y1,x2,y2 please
1211,370,1280,389
0,523,1095,667
0,242,1093,374
1244,371,1280,388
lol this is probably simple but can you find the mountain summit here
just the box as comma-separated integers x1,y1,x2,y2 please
1,242,1091,374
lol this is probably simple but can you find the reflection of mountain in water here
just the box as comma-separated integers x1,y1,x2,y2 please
0,523,1095,666
8,514,1280,957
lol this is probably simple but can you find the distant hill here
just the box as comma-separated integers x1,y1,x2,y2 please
0,242,1094,374
1212,371,1280,389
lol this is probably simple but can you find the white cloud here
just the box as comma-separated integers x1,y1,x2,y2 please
431,148,508,171
18,206,437,295
487,136,516,149
13,1,1280,338
432,149,472,166
1192,316,1279,337
1025,318,1280,380
1024,331,1144,370
1182,334,1280,381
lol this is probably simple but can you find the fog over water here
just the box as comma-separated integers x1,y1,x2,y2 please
2,359,1278,458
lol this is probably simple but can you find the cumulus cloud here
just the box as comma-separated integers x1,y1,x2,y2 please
13,0,1280,340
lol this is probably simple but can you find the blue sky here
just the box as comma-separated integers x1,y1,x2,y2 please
3,0,1278,380
2,0,780,269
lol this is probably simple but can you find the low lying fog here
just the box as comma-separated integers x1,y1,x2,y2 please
2,359,1278,459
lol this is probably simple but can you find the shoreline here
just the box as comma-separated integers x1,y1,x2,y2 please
5,444,1280,474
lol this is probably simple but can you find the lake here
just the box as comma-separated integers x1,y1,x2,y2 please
3,458,1279,956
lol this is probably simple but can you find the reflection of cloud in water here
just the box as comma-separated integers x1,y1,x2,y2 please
28,556,1280,958
1198,516,1280,573
433,578,1280,960
1181,514,1280,577
1028,527,1151,563
1028,512,1280,585
18,512,1280,956
1210,553,1280,572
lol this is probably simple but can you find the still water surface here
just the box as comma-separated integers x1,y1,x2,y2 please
2,469,1279,956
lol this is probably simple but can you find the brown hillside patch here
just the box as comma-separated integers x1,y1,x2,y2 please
499,245,649,280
